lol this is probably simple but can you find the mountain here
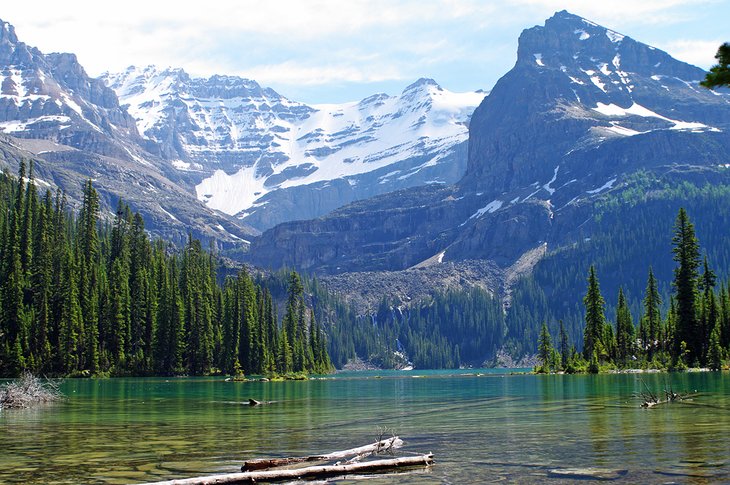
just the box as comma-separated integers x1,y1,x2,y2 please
247,10,730,279
0,19,257,245
103,67,484,230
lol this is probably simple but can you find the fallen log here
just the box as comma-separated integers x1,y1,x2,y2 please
241,436,403,471
136,453,433,485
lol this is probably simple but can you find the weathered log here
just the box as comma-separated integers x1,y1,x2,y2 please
241,436,403,471
248,399,260,406
136,453,433,485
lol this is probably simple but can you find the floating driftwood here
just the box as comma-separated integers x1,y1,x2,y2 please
137,453,433,485
242,436,403,471
637,378,694,408
0,372,62,409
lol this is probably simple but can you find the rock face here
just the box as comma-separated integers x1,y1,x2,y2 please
465,10,724,195
0,21,140,157
0,19,257,244
247,10,730,275
103,68,484,230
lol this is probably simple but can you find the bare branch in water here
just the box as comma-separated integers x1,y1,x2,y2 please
0,372,63,409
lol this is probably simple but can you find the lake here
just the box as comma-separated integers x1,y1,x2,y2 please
2,370,730,484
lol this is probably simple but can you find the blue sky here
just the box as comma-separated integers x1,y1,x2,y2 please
2,0,727,103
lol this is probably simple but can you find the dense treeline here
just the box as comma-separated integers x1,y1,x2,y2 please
536,208,730,373
505,176,730,360
326,287,505,369
0,163,332,377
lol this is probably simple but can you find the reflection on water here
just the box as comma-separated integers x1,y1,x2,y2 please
2,370,730,484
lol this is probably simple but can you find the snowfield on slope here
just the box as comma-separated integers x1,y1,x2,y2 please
105,68,485,217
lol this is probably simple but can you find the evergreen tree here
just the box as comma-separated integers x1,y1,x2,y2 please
701,43,730,89
708,322,723,371
641,267,662,359
583,266,606,360
720,283,730,350
58,247,82,373
559,320,569,371
1,162,28,374
537,322,553,373
615,287,635,367
672,208,702,364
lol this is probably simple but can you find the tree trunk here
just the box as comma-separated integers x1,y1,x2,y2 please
137,453,433,485
241,436,403,471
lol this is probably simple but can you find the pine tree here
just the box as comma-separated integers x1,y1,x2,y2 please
77,180,100,372
615,287,635,367
537,322,553,373
29,190,53,372
672,208,701,365
641,267,662,359
58,247,82,373
559,320,569,371
1,163,28,374
708,322,723,371
720,283,730,350
583,266,606,360
699,256,718,362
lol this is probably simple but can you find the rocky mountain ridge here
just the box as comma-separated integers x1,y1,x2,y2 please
0,19,257,244
247,11,730,290
102,67,484,230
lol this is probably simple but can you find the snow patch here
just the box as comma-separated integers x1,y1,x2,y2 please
574,29,590,40
534,53,544,67
196,165,268,215
543,165,559,195
605,123,643,136
172,160,192,170
590,76,607,93
437,251,445,263
606,30,625,43
461,200,503,226
587,178,617,194
149,69,487,216
159,206,178,222
0,115,72,133
592,102,716,132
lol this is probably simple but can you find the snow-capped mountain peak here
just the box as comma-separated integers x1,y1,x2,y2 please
104,67,486,229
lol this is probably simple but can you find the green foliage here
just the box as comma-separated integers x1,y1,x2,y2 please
701,43,730,90
672,208,702,365
583,266,606,360
505,180,730,367
536,322,553,373
324,286,505,369
0,167,333,377
615,287,635,367
708,323,723,371
572,209,730,372
588,350,600,374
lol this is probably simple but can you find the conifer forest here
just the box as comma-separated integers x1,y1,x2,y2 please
0,163,332,377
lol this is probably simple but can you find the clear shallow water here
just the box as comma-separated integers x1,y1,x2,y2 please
2,370,730,484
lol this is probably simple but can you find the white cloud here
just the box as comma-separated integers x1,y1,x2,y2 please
511,0,716,26
1,0,726,102
660,39,724,68
238,61,404,86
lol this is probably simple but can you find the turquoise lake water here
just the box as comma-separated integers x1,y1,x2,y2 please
2,369,730,483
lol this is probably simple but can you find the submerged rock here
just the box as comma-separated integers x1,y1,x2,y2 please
548,467,629,480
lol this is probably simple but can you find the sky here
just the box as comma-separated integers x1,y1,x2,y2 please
1,0,727,104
